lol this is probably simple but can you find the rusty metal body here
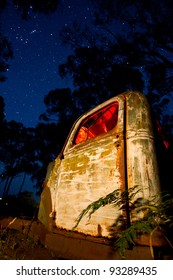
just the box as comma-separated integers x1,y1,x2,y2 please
38,91,161,240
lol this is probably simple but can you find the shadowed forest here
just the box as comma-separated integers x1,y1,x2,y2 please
0,0,173,213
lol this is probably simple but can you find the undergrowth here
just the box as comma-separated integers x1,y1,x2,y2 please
73,186,173,259
0,218,41,260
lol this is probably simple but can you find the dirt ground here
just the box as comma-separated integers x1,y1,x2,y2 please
0,216,66,260
1,217,172,260
0,228,62,260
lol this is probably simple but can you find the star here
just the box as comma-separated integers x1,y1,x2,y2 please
1,0,94,127
30,30,37,34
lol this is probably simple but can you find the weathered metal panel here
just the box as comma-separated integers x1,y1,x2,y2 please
38,158,61,230
125,91,161,221
39,95,126,237
54,134,125,237
38,91,161,239
51,96,126,237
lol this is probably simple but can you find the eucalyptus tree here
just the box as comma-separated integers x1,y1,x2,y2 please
59,0,173,134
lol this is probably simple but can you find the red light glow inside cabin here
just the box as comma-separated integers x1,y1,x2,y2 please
75,102,119,144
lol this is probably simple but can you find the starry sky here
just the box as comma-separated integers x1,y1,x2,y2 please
1,1,173,200
0,0,94,127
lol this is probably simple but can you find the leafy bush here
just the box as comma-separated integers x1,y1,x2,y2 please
73,186,173,258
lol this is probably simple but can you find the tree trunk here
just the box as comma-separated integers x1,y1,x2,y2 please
18,172,26,195
2,176,10,198
3,175,15,198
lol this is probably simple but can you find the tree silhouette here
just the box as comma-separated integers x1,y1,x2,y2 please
0,0,7,10
31,88,83,193
0,96,5,122
60,0,173,133
40,88,76,123
0,0,60,81
29,122,62,193
0,0,61,196
1,0,172,198
12,0,60,19
59,45,144,115
0,121,39,197
35,0,172,195
0,32,13,82
39,88,78,149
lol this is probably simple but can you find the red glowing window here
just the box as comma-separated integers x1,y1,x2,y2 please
155,119,169,149
75,102,119,145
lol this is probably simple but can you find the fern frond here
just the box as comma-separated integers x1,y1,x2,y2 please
72,189,120,230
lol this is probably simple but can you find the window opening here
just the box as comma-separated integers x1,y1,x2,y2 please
75,102,119,145
155,119,169,149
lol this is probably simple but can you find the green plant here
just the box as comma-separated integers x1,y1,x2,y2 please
73,186,173,259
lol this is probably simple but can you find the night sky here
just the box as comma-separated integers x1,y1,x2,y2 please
0,0,94,127
1,1,173,199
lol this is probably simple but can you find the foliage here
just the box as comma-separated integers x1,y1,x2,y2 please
0,228,39,259
72,189,121,230
114,192,173,258
1,0,173,197
12,0,59,19
0,217,55,260
0,0,60,81
0,109,62,196
30,122,61,192
59,0,173,133
0,1,62,195
0,32,13,82
73,186,173,258
59,45,144,114
39,88,77,124
0,192,38,218
73,186,142,230
0,0,7,10
0,96,5,123
0,121,40,196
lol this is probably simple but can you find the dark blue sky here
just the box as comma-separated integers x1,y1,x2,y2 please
0,0,94,127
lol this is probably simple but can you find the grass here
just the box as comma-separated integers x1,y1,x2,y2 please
0,217,55,260
0,217,41,260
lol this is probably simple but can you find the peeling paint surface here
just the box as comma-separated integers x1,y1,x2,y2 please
54,133,125,237
38,91,161,238
126,92,160,198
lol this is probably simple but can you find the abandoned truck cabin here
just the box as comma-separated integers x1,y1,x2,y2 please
38,91,171,241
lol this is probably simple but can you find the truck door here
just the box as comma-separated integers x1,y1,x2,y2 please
54,95,127,237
